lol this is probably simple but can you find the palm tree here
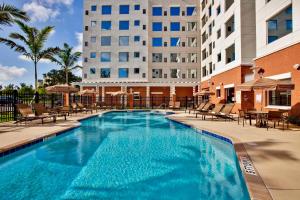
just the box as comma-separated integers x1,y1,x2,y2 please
0,3,29,27
0,20,59,89
51,43,82,85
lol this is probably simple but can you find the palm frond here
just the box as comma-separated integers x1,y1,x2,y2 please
38,47,60,61
0,37,27,53
35,26,54,51
0,4,29,27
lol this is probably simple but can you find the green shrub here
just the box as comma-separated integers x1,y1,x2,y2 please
288,116,300,126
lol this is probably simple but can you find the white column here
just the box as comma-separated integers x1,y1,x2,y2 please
170,86,176,101
96,86,100,102
146,86,150,108
102,86,105,102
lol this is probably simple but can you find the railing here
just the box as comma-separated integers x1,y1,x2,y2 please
0,90,198,122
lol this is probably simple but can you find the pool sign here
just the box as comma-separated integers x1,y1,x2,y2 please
240,156,257,176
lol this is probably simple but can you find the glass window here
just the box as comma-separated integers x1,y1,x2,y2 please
152,38,163,47
268,20,277,30
90,68,96,74
100,52,111,62
102,5,111,15
134,36,140,42
187,7,196,16
120,5,129,14
90,52,96,58
170,37,180,47
152,22,162,31
101,21,111,30
119,52,129,62
134,68,140,74
152,7,162,16
170,22,180,31
134,20,140,26
188,69,197,78
152,69,162,78
285,6,292,14
119,21,129,30
134,5,140,11
91,21,96,27
269,90,291,106
268,36,278,43
170,7,180,16
119,36,129,46
90,36,96,43
134,52,140,58
152,53,162,62
101,68,111,78
286,20,293,30
170,69,180,78
101,36,111,46
119,68,129,78
91,5,97,12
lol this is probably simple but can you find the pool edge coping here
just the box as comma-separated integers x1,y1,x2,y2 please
166,115,273,200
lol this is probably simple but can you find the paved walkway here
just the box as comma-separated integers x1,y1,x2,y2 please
168,112,300,200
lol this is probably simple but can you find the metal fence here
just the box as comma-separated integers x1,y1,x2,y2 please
0,90,198,122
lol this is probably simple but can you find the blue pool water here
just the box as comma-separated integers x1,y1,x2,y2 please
0,111,250,200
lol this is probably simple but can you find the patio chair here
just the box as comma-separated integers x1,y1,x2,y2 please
195,103,213,118
77,102,93,114
238,109,250,126
215,104,235,121
33,103,67,121
202,103,225,120
173,102,181,110
268,111,288,130
187,102,206,114
15,104,54,124
168,101,174,109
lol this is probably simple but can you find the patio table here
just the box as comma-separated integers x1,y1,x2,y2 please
246,110,269,128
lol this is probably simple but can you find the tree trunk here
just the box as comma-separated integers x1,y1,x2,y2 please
66,69,69,85
34,61,38,90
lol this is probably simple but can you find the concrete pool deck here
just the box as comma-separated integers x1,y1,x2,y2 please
0,110,299,200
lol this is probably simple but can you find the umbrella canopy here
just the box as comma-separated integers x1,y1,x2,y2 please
237,78,294,91
78,89,96,96
46,84,79,94
194,90,215,96
111,91,130,96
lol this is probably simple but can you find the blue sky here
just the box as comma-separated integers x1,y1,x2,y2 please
0,0,83,86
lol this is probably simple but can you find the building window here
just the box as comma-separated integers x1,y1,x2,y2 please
90,52,96,58
225,87,235,103
225,15,235,37
119,21,129,30
152,22,162,31
119,52,129,62
134,5,140,11
217,29,221,38
216,6,221,15
152,53,162,62
187,22,197,31
217,53,221,62
170,69,180,78
102,5,112,15
170,53,180,63
90,36,96,43
91,5,97,12
134,52,140,58
188,69,197,78
134,68,140,74
100,68,111,78
91,21,96,27
134,36,140,42
188,37,197,47
188,53,197,63
226,44,235,64
101,21,111,30
100,52,111,62
152,38,163,47
90,68,96,74
152,69,162,78
187,6,196,16
119,5,130,14
170,6,180,16
119,68,129,78
101,36,111,46
225,0,234,11
170,37,180,47
170,22,180,31
202,66,207,77
216,89,221,98
152,7,162,16
134,20,140,26
267,5,293,44
268,90,291,106
119,36,129,46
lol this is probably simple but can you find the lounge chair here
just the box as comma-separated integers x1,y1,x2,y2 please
77,102,93,114
195,103,213,118
201,103,225,120
33,103,67,121
15,104,55,124
188,102,206,114
168,101,174,109
215,104,235,121
173,102,181,110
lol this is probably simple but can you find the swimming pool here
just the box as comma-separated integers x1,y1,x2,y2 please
0,111,250,200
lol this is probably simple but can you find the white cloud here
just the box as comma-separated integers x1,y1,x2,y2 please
18,55,51,64
74,32,83,53
42,0,74,6
0,65,27,84
23,1,59,22
49,29,56,37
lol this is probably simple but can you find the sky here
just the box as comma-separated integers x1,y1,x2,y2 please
0,0,83,86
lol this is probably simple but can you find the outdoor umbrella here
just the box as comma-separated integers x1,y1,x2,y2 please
194,90,215,96
237,78,294,91
78,89,96,96
45,84,79,94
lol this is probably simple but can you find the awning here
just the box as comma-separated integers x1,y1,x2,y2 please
194,90,215,96
46,84,79,93
78,89,96,95
151,92,163,95
237,78,294,91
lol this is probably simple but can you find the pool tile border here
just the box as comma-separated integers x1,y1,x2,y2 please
166,116,273,200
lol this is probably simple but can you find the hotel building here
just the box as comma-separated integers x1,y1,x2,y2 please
80,0,201,105
199,0,256,112
254,0,300,115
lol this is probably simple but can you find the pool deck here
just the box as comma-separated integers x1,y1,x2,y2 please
168,111,300,200
0,110,300,200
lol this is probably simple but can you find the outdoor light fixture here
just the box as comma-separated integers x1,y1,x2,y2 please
293,64,300,70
